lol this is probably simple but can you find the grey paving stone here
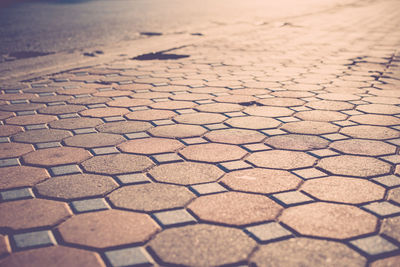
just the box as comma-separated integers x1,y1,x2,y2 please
25,124,47,130
362,202,400,217
243,143,272,152
71,198,110,213
322,133,349,141
35,142,61,149
204,123,229,130
129,106,149,111
16,111,36,116
47,102,65,106
278,116,300,123
13,230,56,249
381,155,400,164
0,188,34,201
91,146,120,155
116,173,150,185
176,109,196,114
152,153,183,164
218,160,252,172
153,209,196,227
58,113,79,119
246,222,292,242
334,120,357,127
103,116,125,122
272,191,314,206
309,149,340,158
88,104,107,109
73,128,97,134
350,235,398,256
50,164,81,176
124,132,149,140
372,175,400,188
181,137,208,145
262,129,286,136
190,183,228,195
0,158,20,167
293,168,328,180
225,111,246,117
152,119,174,126
196,100,214,104
0,137,9,143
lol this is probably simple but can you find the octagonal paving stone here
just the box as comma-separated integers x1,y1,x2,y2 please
195,103,243,113
250,238,366,267
280,202,378,239
388,187,400,204
150,100,196,110
22,147,90,166
349,114,400,126
174,112,227,125
244,106,294,117
64,133,125,148
381,216,400,243
68,96,110,105
0,142,33,159
0,166,49,190
317,93,361,101
180,143,247,163
266,134,329,151
0,199,71,230
148,124,207,138
49,117,103,130
257,97,305,107
118,138,184,154
107,98,153,107
294,110,348,122
356,104,400,115
12,129,71,143
225,116,281,130
126,109,176,121
301,177,385,204
272,90,315,98
82,154,153,175
170,93,212,101
205,129,266,144
363,96,400,105
0,235,9,257
109,183,195,212
96,121,151,134
0,103,44,112
35,174,118,200
188,192,282,226
0,125,23,136
281,121,339,135
317,155,391,177
80,107,129,118
247,150,316,170
0,246,105,267
306,100,354,111
340,125,400,140
38,105,86,115
149,224,256,266
214,94,257,104
0,111,13,120
58,210,159,248
5,114,57,125
221,168,302,194
149,162,224,185
330,139,396,156
370,256,400,267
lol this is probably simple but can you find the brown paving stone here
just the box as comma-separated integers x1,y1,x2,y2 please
38,105,86,115
340,125,400,140
330,139,396,156
247,150,316,170
221,168,301,194
0,166,49,190
0,235,9,257
0,142,33,159
363,96,400,105
82,154,153,175
149,162,224,185
302,177,385,204
150,100,196,110
109,183,195,211
244,106,294,117
180,143,246,162
369,89,400,97
13,129,71,143
126,109,176,121
49,117,103,130
281,121,339,134
266,134,329,151
118,137,183,154
350,114,400,126
0,93,36,100
80,107,129,117
318,93,361,101
190,87,230,94
0,246,104,267
67,96,110,105
0,199,71,230
96,121,152,133
149,124,207,138
388,187,400,204
6,114,57,125
306,100,354,111
23,146,90,166
295,110,348,122
0,125,23,136
381,217,400,243
58,210,159,248
280,202,377,239
107,98,153,107
0,111,13,120
149,224,256,266
195,103,243,113
370,256,400,267
64,133,125,148
35,173,118,200
226,116,281,129
174,112,227,125
214,95,258,104
258,97,305,107
356,104,400,115
250,238,366,267
188,191,282,225
317,155,391,177
0,103,45,112
205,128,266,144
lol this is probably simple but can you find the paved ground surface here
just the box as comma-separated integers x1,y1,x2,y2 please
1,0,400,266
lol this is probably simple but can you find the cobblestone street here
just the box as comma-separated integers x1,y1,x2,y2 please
1,0,400,266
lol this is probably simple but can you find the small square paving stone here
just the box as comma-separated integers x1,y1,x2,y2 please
50,164,81,176
116,173,150,185
153,209,196,227
245,222,292,243
278,116,300,123
243,143,272,152
309,149,340,158
322,133,349,141
190,183,228,195
125,132,149,140
47,102,65,106
103,116,125,122
13,230,56,249
16,111,36,116
290,106,311,112
0,188,33,201
372,175,400,188
381,155,400,164
350,236,398,256
181,137,208,145
362,202,400,217
71,198,110,213
105,247,153,267
88,104,107,109
219,160,252,172
176,109,196,114
225,111,246,117
388,139,400,146
204,123,229,130
91,146,119,155
196,100,214,104
152,119,174,126
153,98,169,102
0,158,20,167
73,128,97,134
35,142,61,149
262,129,286,136
129,106,149,111
342,110,364,116
25,124,47,130
152,153,183,164
293,168,328,180
272,191,314,206
0,137,9,143
58,113,79,119
333,120,358,127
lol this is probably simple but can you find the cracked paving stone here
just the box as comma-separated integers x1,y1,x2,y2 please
265,134,329,151
330,139,396,156
149,224,256,266
180,143,247,162
280,202,377,239
244,106,294,117
12,129,71,143
294,110,348,122
0,125,23,136
188,191,282,226
58,210,160,248
118,137,184,154
22,146,91,166
317,155,391,177
149,162,224,185
0,142,33,159
349,114,400,126
96,121,151,133
250,238,366,267
281,121,340,135
82,154,153,175
247,150,316,170
49,117,103,130
35,174,118,200
205,128,266,144
0,165,49,190
148,124,207,138
0,199,71,230
64,132,125,148
340,125,400,140
226,116,281,129
109,183,195,212
195,103,243,113
221,168,302,194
